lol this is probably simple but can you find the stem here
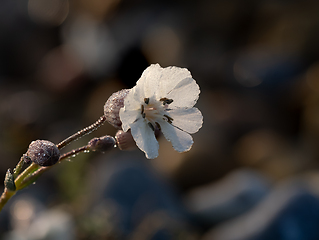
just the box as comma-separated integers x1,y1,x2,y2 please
13,157,25,179
14,163,39,190
57,115,106,149
19,145,90,189
0,118,109,211
0,189,16,211
59,145,90,161
0,163,39,211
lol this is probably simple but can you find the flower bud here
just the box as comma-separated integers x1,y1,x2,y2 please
104,89,130,129
24,140,60,166
115,128,162,151
4,169,16,191
115,130,137,151
88,135,116,152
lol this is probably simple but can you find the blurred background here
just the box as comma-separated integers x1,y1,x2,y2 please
1,0,319,239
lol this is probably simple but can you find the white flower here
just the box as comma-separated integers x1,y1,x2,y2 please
119,64,203,159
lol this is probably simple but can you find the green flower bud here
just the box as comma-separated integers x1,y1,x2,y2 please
4,169,16,191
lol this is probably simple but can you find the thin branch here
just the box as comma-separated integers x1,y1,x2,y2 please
0,189,16,212
57,115,106,149
13,157,25,179
19,145,90,188
14,163,39,189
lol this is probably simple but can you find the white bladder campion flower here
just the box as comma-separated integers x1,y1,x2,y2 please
119,64,203,159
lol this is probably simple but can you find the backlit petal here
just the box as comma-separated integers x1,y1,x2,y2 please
136,64,161,99
124,87,143,111
156,66,193,98
158,119,194,152
130,118,159,159
119,107,140,132
167,107,203,134
166,77,200,108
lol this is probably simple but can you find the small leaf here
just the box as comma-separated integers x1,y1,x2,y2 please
4,169,16,191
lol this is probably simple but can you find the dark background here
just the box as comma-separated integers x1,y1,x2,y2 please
1,0,319,239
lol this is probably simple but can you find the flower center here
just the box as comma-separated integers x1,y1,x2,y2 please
142,102,163,123
141,97,174,131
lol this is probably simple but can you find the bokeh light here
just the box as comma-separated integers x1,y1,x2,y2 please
28,0,69,26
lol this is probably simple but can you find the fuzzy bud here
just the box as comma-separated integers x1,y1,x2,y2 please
115,130,137,151
4,169,16,191
104,89,130,129
115,128,161,151
24,140,60,166
88,135,116,152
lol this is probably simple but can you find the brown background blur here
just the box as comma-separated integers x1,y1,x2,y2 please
1,0,319,239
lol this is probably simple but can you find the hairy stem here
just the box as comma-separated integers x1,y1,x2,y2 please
19,145,90,189
0,114,109,212
57,115,106,149
0,144,91,211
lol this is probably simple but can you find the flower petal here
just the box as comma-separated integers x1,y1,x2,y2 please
167,107,203,134
152,65,199,108
166,77,200,108
130,119,159,159
119,107,140,132
155,66,191,95
135,64,200,108
136,64,161,99
124,87,143,111
158,119,194,152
